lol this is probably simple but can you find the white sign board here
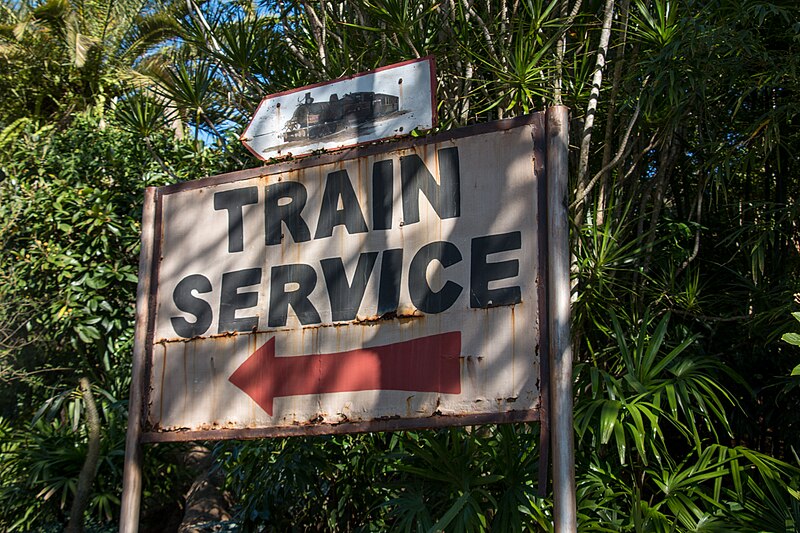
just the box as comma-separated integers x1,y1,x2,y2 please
241,58,436,161
139,115,546,441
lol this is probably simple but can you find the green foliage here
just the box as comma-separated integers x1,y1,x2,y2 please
217,426,547,532
0,110,232,529
0,0,183,126
1,0,799,529
385,427,544,532
214,311,799,531
1,413,116,528
578,312,733,457
572,201,644,340
1,116,166,390
216,434,391,531
114,91,175,138
782,312,800,347
572,313,800,532
0,381,187,532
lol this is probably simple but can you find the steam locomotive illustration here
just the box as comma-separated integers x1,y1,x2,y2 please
283,91,400,141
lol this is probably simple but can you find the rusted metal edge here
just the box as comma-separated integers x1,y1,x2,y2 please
140,409,540,443
152,306,429,346
141,188,164,430
159,113,545,195
533,111,551,497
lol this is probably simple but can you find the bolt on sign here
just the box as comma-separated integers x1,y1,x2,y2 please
241,57,436,161
136,114,548,442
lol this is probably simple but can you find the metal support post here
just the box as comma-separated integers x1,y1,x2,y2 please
546,105,577,533
120,187,157,533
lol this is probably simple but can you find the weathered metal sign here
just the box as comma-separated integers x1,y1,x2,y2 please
138,114,547,441
240,57,436,161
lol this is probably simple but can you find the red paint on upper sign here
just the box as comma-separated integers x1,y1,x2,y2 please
228,332,462,416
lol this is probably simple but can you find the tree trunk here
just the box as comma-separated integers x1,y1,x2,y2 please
597,0,630,225
65,378,101,533
574,0,616,228
178,445,232,532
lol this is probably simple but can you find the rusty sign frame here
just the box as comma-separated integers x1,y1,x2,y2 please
120,109,578,533
133,112,550,443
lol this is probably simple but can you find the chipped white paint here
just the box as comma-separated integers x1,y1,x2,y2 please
145,118,545,436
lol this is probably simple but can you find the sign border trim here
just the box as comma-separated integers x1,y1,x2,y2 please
140,112,549,442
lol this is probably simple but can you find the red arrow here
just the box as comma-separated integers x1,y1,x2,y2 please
228,332,462,416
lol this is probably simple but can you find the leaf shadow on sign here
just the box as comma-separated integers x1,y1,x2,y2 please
148,115,547,437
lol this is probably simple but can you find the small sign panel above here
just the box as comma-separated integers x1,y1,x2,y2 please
240,57,436,161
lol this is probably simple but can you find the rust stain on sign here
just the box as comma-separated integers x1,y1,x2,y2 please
139,114,547,440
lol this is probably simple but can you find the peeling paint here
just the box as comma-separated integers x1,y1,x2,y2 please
142,115,547,439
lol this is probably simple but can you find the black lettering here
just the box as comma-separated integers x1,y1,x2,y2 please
372,159,393,230
400,147,460,225
268,264,321,327
214,187,258,253
219,268,262,333
171,274,213,338
315,170,368,239
265,182,311,245
321,252,378,322
378,248,403,315
408,241,463,314
470,232,522,308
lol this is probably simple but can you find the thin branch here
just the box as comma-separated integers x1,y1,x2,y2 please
301,1,326,68
597,0,630,223
277,1,319,74
460,0,501,65
321,4,343,48
282,35,319,72
500,0,507,45
144,136,179,182
676,173,709,276
568,0,584,22
623,134,657,181
461,61,474,124
186,0,220,53
402,33,421,58
571,94,640,209
554,0,584,104
202,115,244,166
638,133,679,288
669,309,751,322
